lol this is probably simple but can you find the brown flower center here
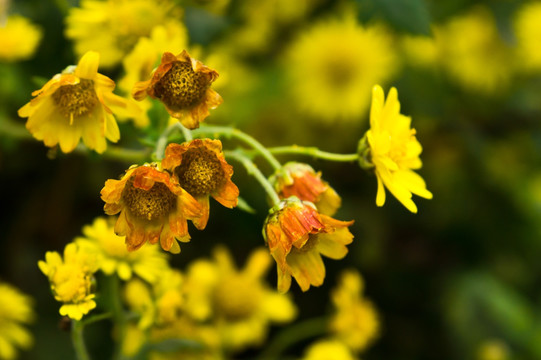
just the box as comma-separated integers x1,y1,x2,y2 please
153,61,208,110
175,147,225,197
52,79,99,118
121,177,177,221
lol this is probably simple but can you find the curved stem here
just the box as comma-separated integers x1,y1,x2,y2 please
192,126,282,171
225,150,281,206
257,316,328,360
269,145,358,162
81,312,113,327
154,122,193,160
101,146,150,163
71,319,91,360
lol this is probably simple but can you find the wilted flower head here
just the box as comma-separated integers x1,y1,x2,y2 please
359,85,432,213
0,15,42,62
38,243,98,320
162,139,239,230
263,197,354,293
100,163,202,254
18,51,139,153
133,50,222,129
270,162,341,216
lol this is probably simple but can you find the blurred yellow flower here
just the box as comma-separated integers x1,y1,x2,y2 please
361,85,432,213
477,339,509,360
184,246,297,351
118,24,189,128
65,0,182,68
285,16,397,122
0,15,42,62
18,51,138,154
513,2,541,73
263,198,354,293
38,243,98,320
303,339,357,360
0,282,34,360
75,217,170,283
437,6,513,94
400,34,439,68
329,270,379,353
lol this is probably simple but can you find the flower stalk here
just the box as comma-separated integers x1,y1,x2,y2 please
71,319,91,360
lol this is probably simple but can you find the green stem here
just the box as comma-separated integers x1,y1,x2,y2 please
154,123,193,160
108,276,126,360
257,316,328,360
81,312,113,327
225,150,281,206
71,319,91,360
192,126,282,171
268,145,359,162
101,146,150,163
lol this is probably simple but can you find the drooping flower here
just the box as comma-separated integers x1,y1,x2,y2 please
302,339,357,360
132,50,222,129
0,15,42,62
285,15,397,122
65,0,183,68
263,197,354,293
38,243,98,320
183,246,297,351
0,282,35,360
270,162,341,216
75,217,170,283
18,51,139,153
100,163,202,254
359,85,432,213
513,2,541,73
162,139,239,230
329,270,379,353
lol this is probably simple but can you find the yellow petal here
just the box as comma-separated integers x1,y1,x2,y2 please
76,51,100,79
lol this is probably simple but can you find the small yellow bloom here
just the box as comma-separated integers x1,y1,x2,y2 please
263,198,354,293
101,163,203,254
65,0,183,68
302,339,357,360
133,50,222,129
513,2,541,73
329,270,379,353
0,282,34,360
183,246,297,351
75,217,170,283
0,15,42,62
477,339,509,360
38,243,98,320
361,85,432,213
270,162,342,216
18,51,138,153
285,16,397,122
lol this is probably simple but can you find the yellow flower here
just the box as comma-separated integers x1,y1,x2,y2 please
285,16,397,122
0,282,34,360
513,2,541,73
270,162,341,216
0,15,42,62
477,339,509,360
329,270,379,353
18,51,138,154
75,217,170,283
302,339,357,360
263,198,354,293
65,0,183,68
437,6,513,94
133,50,223,129
162,139,239,230
117,24,189,128
400,34,439,68
360,85,432,213
100,163,203,254
183,246,297,351
38,242,98,320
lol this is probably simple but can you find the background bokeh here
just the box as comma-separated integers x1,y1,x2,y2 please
2,0,541,359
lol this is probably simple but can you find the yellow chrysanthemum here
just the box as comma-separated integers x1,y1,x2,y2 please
0,15,42,62
437,6,513,94
183,246,297,351
65,0,183,68
38,242,98,320
75,217,170,283
513,2,541,73
18,51,139,153
0,282,34,360
285,16,397,122
302,339,357,360
329,270,379,353
360,85,432,213
118,24,189,128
